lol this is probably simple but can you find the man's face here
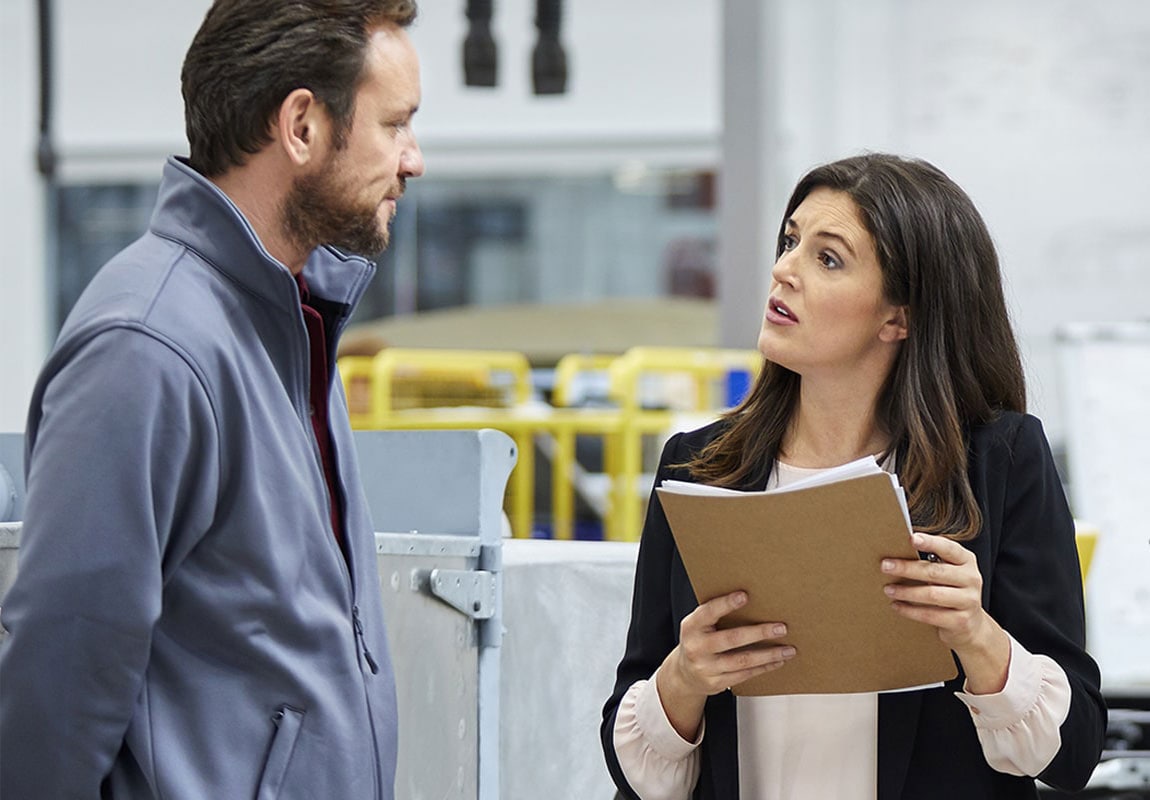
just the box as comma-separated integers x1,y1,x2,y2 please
282,24,424,257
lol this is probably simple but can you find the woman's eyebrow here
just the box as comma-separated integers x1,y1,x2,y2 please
786,218,858,258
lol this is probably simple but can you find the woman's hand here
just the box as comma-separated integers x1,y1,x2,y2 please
656,590,795,739
882,532,1011,694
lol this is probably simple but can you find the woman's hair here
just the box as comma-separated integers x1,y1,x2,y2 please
181,0,418,178
688,153,1025,539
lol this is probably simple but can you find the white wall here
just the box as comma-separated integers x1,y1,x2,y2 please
756,0,1150,442
46,0,720,179
52,0,205,180
899,0,1150,441
408,0,720,173
1,0,1149,443
0,0,718,430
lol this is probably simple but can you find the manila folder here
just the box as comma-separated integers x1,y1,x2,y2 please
656,473,958,696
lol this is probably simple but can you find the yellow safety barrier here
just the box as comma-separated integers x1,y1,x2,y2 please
551,354,618,408
340,348,537,537
1075,521,1098,589
604,347,762,540
608,346,763,414
340,345,761,541
549,353,662,541
550,347,762,541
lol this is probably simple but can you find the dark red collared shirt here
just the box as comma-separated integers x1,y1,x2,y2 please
295,273,345,556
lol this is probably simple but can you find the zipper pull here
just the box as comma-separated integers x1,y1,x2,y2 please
352,605,380,674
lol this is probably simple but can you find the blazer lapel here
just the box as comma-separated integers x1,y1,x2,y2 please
877,690,924,800
703,691,739,800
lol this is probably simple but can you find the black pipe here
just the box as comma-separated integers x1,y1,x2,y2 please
37,0,57,178
532,0,566,95
464,0,497,87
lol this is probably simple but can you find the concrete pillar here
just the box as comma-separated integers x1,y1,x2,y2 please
717,0,784,349
0,1,48,432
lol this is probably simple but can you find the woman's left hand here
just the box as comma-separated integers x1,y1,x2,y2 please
882,532,1011,693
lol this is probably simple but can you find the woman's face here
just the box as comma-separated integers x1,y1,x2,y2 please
758,187,907,380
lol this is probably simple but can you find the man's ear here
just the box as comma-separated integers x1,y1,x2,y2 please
275,88,329,166
880,305,909,343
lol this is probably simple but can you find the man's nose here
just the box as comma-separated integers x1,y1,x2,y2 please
401,138,425,179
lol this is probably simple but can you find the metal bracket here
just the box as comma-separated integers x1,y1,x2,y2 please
429,568,496,620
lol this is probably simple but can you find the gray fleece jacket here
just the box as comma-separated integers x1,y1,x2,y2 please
0,157,398,799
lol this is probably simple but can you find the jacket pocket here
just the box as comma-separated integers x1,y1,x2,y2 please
256,705,306,800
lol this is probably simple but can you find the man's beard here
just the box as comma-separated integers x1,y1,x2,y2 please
281,162,398,259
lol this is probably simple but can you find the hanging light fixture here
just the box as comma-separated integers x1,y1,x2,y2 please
531,0,567,95
463,0,497,87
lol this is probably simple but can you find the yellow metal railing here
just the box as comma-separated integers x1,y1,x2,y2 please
340,346,761,541
603,347,762,538
340,348,536,536
550,353,643,541
1075,521,1098,589
608,346,762,414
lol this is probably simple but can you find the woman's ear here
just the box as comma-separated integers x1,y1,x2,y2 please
880,305,909,343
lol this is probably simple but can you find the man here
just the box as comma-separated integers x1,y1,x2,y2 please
0,1,423,797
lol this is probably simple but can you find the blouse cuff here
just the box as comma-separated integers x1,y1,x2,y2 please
633,668,705,759
952,634,1072,777
613,675,704,800
954,634,1069,730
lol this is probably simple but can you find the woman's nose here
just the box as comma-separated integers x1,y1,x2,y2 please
771,248,798,287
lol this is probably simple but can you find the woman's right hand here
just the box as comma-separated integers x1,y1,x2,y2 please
656,590,796,740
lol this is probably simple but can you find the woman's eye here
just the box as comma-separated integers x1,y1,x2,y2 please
819,251,842,269
781,234,798,251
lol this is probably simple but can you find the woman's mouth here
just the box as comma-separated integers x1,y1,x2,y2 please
766,297,798,325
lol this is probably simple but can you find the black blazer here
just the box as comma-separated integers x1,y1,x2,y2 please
601,412,1106,799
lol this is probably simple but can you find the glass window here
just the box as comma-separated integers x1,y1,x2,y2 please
50,169,717,332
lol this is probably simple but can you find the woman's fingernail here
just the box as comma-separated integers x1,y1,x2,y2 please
782,647,797,658
773,624,787,636
884,585,895,596
881,559,894,572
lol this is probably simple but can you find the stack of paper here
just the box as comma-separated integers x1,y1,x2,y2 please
656,457,957,696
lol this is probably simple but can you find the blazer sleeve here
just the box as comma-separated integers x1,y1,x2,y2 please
982,414,1106,791
602,432,692,800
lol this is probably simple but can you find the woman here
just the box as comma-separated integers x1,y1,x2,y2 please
601,154,1105,799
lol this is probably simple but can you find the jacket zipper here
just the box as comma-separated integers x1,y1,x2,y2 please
352,604,380,674
295,270,385,799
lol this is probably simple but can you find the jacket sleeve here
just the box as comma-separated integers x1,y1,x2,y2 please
985,414,1106,791
602,432,695,800
0,327,219,798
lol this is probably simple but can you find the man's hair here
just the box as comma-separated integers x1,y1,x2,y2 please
687,153,1025,541
181,0,418,177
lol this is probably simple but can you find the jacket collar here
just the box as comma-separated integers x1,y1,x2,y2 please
148,157,376,317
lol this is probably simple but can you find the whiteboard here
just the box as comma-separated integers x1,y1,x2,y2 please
1057,323,1150,689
